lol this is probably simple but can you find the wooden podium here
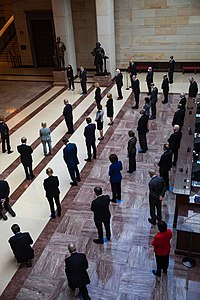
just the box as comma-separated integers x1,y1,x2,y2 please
53,69,68,86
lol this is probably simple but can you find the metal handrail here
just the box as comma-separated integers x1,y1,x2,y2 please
0,15,15,54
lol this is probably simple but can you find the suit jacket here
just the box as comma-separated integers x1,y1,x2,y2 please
91,195,111,222
172,108,185,127
168,131,182,151
63,143,79,168
17,144,33,165
149,176,166,200
0,180,10,199
161,78,169,92
8,232,34,263
168,59,175,72
116,73,123,87
129,63,137,75
189,81,198,97
158,149,172,172
150,87,158,103
84,123,96,144
146,71,154,83
132,79,140,94
80,69,87,82
43,175,60,198
137,114,149,134
128,137,137,155
95,87,101,102
65,252,90,288
63,104,73,121
109,161,123,183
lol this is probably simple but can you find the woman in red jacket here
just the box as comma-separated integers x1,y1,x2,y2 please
152,221,172,277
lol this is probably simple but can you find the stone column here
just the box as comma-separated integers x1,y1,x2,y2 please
51,0,77,75
95,0,116,77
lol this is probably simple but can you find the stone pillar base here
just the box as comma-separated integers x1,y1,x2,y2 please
53,70,68,86
94,74,112,87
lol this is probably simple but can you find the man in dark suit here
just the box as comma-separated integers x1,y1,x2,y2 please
179,92,187,109
80,66,87,94
172,103,185,129
150,83,158,120
62,137,80,186
161,74,169,104
115,68,123,100
157,144,172,190
43,167,61,219
168,56,175,84
132,75,140,109
137,109,149,153
91,186,111,244
63,99,74,134
65,243,91,300
17,137,35,180
84,117,96,162
8,224,34,267
148,170,166,225
0,179,16,220
127,130,137,173
188,77,198,98
146,66,154,95
167,125,182,166
128,60,137,87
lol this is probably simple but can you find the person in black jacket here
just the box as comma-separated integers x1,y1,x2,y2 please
0,179,16,220
67,65,75,91
91,186,111,244
94,82,102,106
172,103,185,129
63,99,74,134
161,74,169,104
179,92,187,109
132,75,140,109
80,66,87,94
167,125,182,166
84,117,96,162
8,224,34,267
148,170,166,225
146,66,154,95
157,144,172,190
150,83,158,120
137,109,149,153
0,116,13,154
127,130,137,173
188,77,198,98
115,68,123,100
168,56,175,84
65,243,91,300
128,60,137,87
106,93,114,125
43,167,61,219
17,137,35,180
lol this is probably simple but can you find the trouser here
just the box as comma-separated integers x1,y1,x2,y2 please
68,165,80,183
149,196,162,224
151,102,157,118
160,169,169,190
23,163,34,179
155,254,169,276
68,78,75,89
172,149,178,165
1,135,11,153
147,82,151,95
0,197,15,216
86,142,96,160
42,140,52,155
81,81,87,94
117,84,123,98
94,218,111,241
138,133,148,151
65,119,74,133
69,285,91,300
128,153,136,172
111,181,121,201
163,91,168,103
134,92,140,108
47,196,61,218
168,71,174,84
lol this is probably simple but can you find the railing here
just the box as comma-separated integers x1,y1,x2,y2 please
0,15,15,54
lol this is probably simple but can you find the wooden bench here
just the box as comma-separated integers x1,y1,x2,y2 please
182,66,200,74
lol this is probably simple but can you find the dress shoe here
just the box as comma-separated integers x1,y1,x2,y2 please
98,137,104,141
9,209,16,217
1,214,8,221
106,237,111,241
111,199,117,203
84,158,91,162
132,106,138,109
138,150,146,153
76,178,81,182
149,116,156,120
8,151,13,154
93,156,96,159
152,270,161,277
127,170,133,173
57,211,61,217
93,239,104,244
2,150,7,153
50,214,56,219
30,175,35,180
26,260,32,268
70,182,78,186
148,218,156,225
108,122,113,125
117,97,123,100
162,101,167,104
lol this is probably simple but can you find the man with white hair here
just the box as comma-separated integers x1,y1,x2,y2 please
115,68,123,100
65,243,91,300
188,77,198,98
167,125,182,166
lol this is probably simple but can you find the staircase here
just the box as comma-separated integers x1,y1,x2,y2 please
0,34,20,65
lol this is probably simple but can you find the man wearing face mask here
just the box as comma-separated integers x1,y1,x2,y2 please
115,68,123,100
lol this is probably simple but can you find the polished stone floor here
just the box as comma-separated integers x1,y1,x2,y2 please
0,72,200,300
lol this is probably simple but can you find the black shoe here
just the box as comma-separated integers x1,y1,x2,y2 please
132,106,138,109
149,116,156,120
30,175,35,180
57,211,61,217
93,156,96,159
106,237,111,241
148,218,156,225
152,270,161,277
138,150,146,153
9,209,16,217
2,214,8,221
70,182,78,186
26,260,32,268
2,150,6,153
76,178,81,182
127,170,133,173
93,239,104,244
162,101,167,104
117,97,123,100
111,199,117,203
84,158,91,162
98,137,104,141
50,214,56,219
8,151,13,154
156,215,162,221
163,270,167,274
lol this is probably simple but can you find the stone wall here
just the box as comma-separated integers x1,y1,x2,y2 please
114,0,200,67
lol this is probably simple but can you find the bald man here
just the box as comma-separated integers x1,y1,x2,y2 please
65,244,91,300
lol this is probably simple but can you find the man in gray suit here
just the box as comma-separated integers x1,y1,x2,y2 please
148,170,166,225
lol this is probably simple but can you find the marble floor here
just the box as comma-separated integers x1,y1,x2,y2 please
0,72,200,300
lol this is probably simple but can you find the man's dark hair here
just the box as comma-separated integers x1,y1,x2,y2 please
97,104,102,110
62,137,69,144
157,221,167,232
128,130,135,137
11,224,20,234
145,97,150,103
163,144,169,150
109,153,118,163
94,186,102,196
86,117,91,124
21,137,27,143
